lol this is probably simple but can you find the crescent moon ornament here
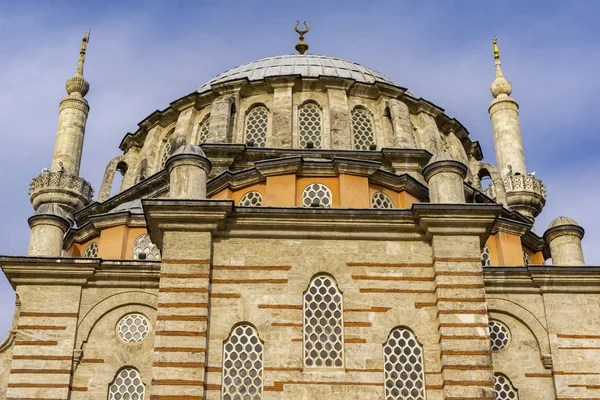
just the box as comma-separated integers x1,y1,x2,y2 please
294,21,309,55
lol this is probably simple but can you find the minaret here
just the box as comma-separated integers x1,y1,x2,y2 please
487,37,545,220
27,33,94,256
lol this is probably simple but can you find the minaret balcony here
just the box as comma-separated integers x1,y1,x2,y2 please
485,174,546,220
29,171,94,213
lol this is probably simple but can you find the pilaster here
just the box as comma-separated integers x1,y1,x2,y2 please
172,106,198,147
387,98,416,148
324,81,352,149
269,79,294,148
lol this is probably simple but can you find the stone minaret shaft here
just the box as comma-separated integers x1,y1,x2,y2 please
488,38,526,178
51,32,91,175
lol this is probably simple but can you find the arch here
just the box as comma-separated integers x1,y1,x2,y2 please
302,183,333,208
133,234,160,260
494,373,518,399
351,106,375,150
486,297,551,356
298,101,323,149
108,366,145,400
244,104,269,148
82,242,98,258
303,273,344,369
75,291,158,349
98,155,128,202
372,191,394,209
476,162,508,205
239,191,263,207
198,114,211,144
222,322,264,399
383,326,426,400
136,159,148,183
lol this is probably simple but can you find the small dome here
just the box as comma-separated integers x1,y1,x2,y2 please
547,216,581,230
490,76,512,98
108,199,143,215
66,75,89,96
197,54,399,93
170,143,207,158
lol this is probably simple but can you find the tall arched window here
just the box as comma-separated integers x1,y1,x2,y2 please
222,324,264,400
351,107,375,150
302,183,332,208
133,234,160,260
303,274,344,369
383,327,426,400
494,373,518,399
298,102,322,149
108,367,145,400
82,242,98,258
245,105,268,148
481,245,491,267
160,128,175,170
198,115,210,144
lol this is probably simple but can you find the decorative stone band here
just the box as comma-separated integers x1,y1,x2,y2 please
485,174,546,199
29,172,94,212
59,96,89,114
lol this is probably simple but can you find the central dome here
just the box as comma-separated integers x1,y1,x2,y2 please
197,54,398,93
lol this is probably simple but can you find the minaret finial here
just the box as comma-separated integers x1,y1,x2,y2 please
294,21,309,55
66,31,91,97
490,36,511,98
493,36,500,61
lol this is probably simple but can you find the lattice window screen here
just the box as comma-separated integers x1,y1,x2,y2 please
298,103,322,149
83,242,98,258
198,116,210,144
108,368,145,400
489,320,510,351
481,245,491,267
383,328,426,400
351,108,375,150
494,373,518,400
372,192,394,209
302,183,332,208
303,275,344,369
245,106,268,148
239,191,263,207
160,138,173,170
133,234,160,260
222,324,264,400
117,313,150,343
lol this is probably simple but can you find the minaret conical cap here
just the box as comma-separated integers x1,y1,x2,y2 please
65,32,90,97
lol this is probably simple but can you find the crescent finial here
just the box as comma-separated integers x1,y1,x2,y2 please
294,21,309,55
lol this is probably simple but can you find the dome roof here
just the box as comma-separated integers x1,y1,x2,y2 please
197,54,399,93
108,199,143,215
547,216,581,230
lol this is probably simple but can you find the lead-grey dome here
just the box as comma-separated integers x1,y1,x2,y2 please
197,54,399,93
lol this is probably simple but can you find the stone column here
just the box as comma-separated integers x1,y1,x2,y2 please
422,152,467,204
27,208,70,257
325,81,352,149
544,216,585,266
489,97,526,177
51,94,89,175
387,98,416,148
120,145,141,192
166,144,212,199
270,79,294,148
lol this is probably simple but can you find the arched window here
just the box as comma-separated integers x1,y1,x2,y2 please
239,191,263,207
245,106,268,148
302,183,332,208
133,234,160,260
494,373,518,400
108,367,145,400
298,102,322,149
160,138,173,170
222,324,264,400
82,242,98,258
489,320,510,351
384,327,426,400
303,274,344,369
481,245,491,267
372,192,394,209
351,107,375,150
198,115,210,144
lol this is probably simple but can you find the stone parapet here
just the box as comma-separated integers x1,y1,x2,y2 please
485,174,546,219
29,171,94,213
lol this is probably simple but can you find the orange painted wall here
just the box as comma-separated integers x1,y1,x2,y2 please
340,174,370,208
486,232,527,266
266,174,296,207
400,192,420,208
211,188,233,200
232,183,267,205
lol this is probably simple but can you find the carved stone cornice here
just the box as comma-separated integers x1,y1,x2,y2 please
30,172,94,213
484,266,600,294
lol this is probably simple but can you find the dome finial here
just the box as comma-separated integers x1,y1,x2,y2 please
490,36,512,98
66,31,91,96
294,21,309,55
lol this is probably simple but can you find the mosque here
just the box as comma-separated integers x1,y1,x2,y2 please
0,23,598,400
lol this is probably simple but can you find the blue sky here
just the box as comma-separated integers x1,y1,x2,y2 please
0,1,598,334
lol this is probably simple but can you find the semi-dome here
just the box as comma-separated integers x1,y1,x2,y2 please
197,54,399,93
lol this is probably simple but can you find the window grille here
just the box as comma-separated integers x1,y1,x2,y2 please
198,116,210,144
108,368,145,400
303,275,344,369
298,103,322,149
116,313,150,343
83,242,98,258
160,138,173,170
481,245,491,267
489,320,510,351
302,183,332,208
245,106,268,148
494,373,518,400
383,328,426,400
222,324,263,400
239,191,263,207
372,192,394,209
351,108,375,150
133,234,160,260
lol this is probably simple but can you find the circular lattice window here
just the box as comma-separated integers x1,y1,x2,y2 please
489,320,510,351
82,242,98,258
116,313,150,343
372,192,394,209
351,107,375,150
494,373,519,399
109,368,145,400
302,183,332,208
239,191,263,207
298,103,322,149
481,245,491,267
245,106,268,148
133,234,160,260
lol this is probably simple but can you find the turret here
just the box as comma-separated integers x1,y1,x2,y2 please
422,152,467,204
544,216,585,266
166,144,212,199
27,33,94,256
486,38,545,220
